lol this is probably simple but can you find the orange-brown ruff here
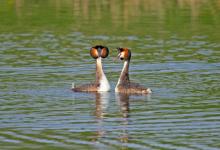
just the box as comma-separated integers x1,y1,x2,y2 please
72,45,110,92
115,48,152,94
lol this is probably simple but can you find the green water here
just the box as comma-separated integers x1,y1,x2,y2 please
0,0,220,149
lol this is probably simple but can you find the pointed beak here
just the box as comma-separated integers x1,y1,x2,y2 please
117,53,121,59
113,48,121,62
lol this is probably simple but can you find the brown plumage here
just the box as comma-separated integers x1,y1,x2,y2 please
72,83,99,92
72,45,110,92
115,48,152,94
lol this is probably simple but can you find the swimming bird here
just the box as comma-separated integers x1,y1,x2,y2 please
115,48,152,94
72,45,111,92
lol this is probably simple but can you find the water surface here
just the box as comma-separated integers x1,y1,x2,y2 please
0,0,220,149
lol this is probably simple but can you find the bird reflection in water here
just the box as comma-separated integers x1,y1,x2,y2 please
95,92,109,119
93,91,151,145
115,92,130,143
115,93,130,118
92,91,151,145
93,92,110,141
93,92,131,144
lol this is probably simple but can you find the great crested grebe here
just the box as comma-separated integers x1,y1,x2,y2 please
72,45,111,92
115,48,152,94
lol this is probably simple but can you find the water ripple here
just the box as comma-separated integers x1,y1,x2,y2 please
1,32,220,149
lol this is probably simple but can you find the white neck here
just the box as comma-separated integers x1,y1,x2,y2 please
96,57,111,92
116,60,129,86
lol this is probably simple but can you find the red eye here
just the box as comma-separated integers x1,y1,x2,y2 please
90,48,99,59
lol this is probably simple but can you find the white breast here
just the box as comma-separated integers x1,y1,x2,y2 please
98,73,111,92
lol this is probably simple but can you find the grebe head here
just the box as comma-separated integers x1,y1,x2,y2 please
117,48,131,61
90,45,109,59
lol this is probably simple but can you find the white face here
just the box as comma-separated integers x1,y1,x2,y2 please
118,51,125,60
